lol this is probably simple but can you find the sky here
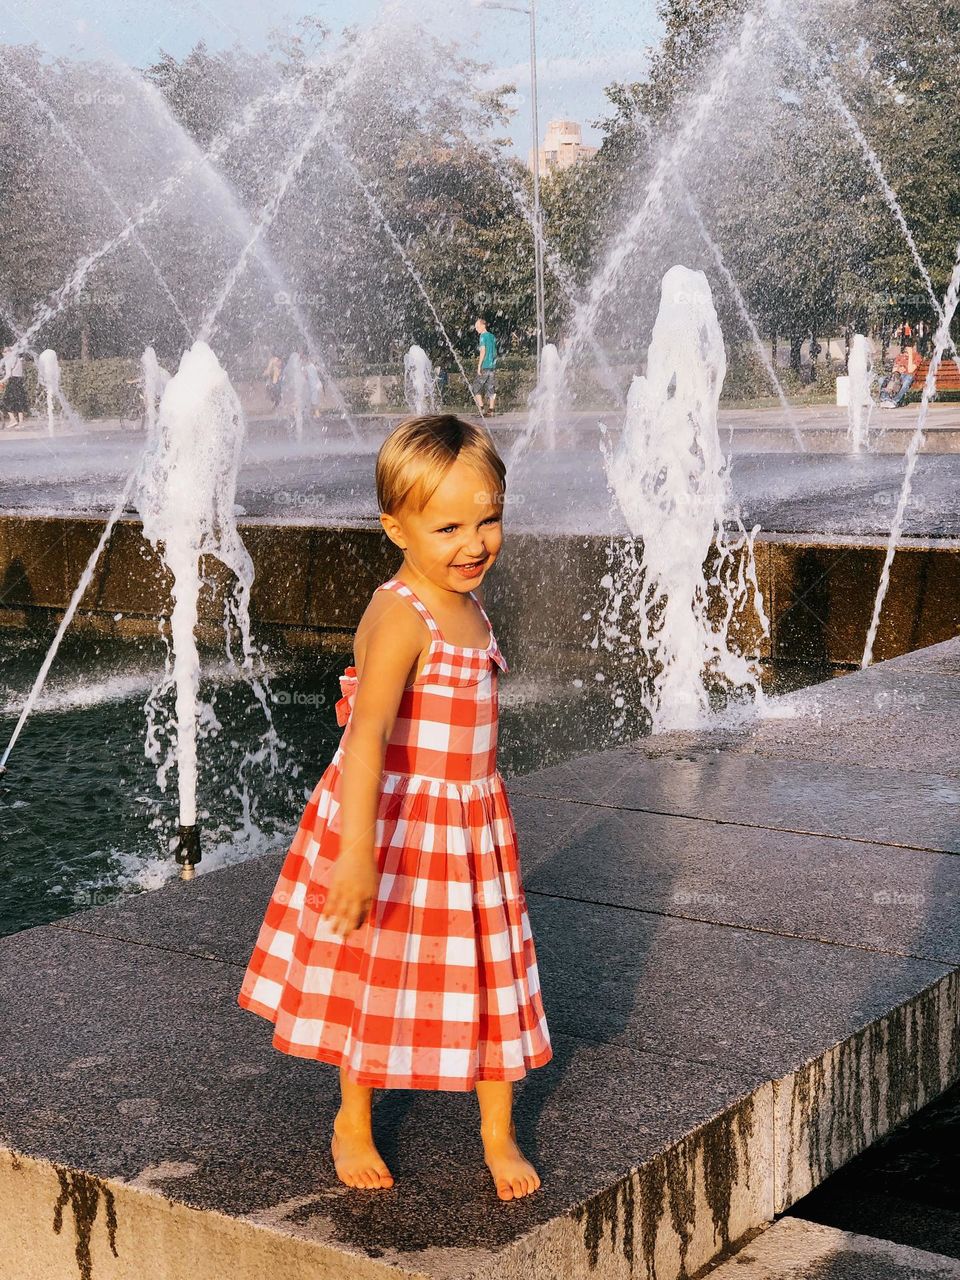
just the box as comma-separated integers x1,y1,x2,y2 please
0,0,665,154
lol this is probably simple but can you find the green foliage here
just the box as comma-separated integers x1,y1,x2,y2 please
59,357,141,417
592,0,960,363
0,0,957,403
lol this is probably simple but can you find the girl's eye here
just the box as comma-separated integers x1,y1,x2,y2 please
436,517,500,534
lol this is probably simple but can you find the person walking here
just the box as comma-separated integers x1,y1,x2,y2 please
1,346,28,428
263,351,284,412
305,359,323,418
472,317,497,415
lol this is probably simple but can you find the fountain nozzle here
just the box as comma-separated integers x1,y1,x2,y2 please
175,824,201,879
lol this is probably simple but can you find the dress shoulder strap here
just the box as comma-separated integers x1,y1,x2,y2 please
468,590,495,640
376,578,442,637
470,591,508,672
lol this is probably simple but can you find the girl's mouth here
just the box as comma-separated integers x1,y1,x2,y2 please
451,559,487,577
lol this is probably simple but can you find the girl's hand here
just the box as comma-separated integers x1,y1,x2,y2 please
322,848,378,937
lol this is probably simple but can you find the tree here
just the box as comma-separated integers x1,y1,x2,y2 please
579,0,960,366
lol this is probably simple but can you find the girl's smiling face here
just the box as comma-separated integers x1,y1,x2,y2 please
380,456,504,593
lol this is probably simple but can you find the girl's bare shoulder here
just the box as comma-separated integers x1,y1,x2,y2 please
354,586,429,678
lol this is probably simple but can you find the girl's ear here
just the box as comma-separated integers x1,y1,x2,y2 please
380,512,406,550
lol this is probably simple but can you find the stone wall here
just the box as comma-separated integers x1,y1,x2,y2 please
1,515,958,670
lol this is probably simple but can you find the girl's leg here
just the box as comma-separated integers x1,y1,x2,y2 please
475,1079,541,1200
331,1066,394,1189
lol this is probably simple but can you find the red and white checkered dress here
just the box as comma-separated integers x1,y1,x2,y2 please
237,576,553,1090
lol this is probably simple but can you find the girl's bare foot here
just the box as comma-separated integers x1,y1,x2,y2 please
330,1113,394,1189
481,1121,541,1200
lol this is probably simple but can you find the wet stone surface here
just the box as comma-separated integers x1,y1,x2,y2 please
1,638,959,1272
0,922,758,1254
511,749,960,852
708,1216,960,1278
513,794,960,964
787,1072,960,1259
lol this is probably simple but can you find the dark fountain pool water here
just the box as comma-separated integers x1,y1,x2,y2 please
6,626,796,939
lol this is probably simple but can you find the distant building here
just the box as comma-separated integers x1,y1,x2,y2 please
529,119,598,175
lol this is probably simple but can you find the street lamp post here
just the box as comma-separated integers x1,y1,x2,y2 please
474,0,546,365
527,0,546,365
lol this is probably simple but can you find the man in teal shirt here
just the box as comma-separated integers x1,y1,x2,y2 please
473,316,497,414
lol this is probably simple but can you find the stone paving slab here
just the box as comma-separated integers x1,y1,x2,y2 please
705,1216,960,1279
47,790,960,967
43,851,952,1081
737,668,960,779
871,636,960,678
511,749,960,853
511,795,960,964
528,895,950,1079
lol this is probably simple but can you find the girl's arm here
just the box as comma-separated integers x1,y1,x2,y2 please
321,592,427,937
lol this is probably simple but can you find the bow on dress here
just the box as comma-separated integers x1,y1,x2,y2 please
335,666,359,726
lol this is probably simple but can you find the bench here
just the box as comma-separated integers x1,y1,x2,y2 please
911,356,960,394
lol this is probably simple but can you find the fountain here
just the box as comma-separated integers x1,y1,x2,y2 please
0,467,141,776
141,346,171,442
554,7,767,399
403,345,438,415
322,127,481,408
305,359,323,419
35,350,62,436
5,19,960,1272
779,13,960,377
599,265,767,732
136,340,273,878
2,0,958,923
846,334,874,453
527,343,562,449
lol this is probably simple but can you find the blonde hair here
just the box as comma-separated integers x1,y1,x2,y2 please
376,414,506,515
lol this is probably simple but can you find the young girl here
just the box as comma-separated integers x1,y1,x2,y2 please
237,414,553,1201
